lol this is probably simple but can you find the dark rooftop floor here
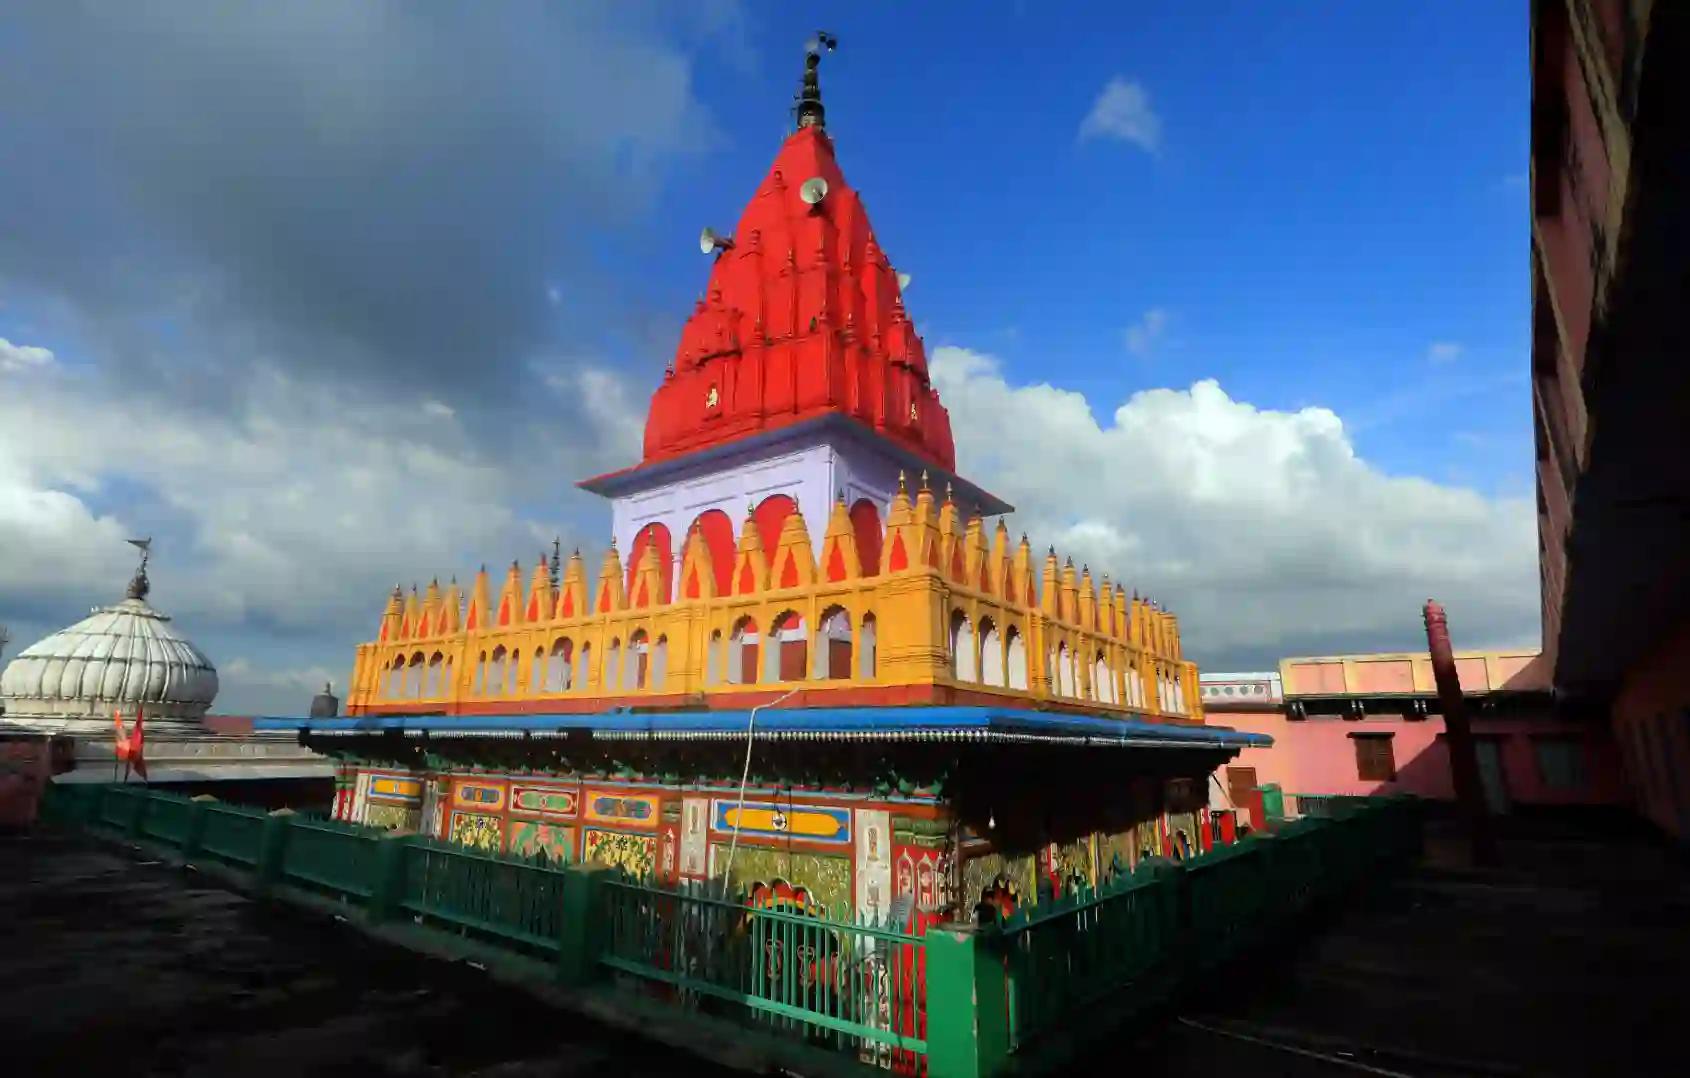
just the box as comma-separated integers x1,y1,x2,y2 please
3,812,1687,1077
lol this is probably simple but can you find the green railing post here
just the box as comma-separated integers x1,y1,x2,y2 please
924,923,1010,1078
182,795,216,859
255,808,295,895
126,788,149,838
367,833,414,923
557,862,610,986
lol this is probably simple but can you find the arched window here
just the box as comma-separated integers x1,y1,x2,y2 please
575,642,591,692
950,611,976,682
729,618,759,685
1093,653,1110,703
768,611,807,682
652,636,668,689
1006,628,1028,690
1173,671,1185,713
426,653,444,697
627,630,650,690
1057,644,1075,697
544,638,573,692
979,619,1003,687
530,646,546,693
473,651,488,696
385,656,404,699
606,639,621,692
409,653,426,698
443,657,453,697
506,647,521,694
816,606,852,679
1046,648,1059,693
488,647,508,697
858,614,877,679
706,630,724,686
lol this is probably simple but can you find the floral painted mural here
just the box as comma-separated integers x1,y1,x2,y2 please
508,821,574,863
583,828,655,878
449,811,503,853
364,803,417,832
714,844,852,917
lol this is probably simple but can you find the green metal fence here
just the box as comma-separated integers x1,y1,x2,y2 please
400,836,571,955
282,816,381,898
197,802,269,867
996,867,1179,1052
598,877,929,1064
34,783,1421,1078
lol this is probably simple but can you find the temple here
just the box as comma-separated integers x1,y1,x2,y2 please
278,40,1268,928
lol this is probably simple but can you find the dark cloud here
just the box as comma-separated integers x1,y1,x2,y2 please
0,3,719,418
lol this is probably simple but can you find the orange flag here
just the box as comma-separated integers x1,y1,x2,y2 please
113,706,148,781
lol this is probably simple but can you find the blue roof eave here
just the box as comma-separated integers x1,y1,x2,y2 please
250,705,1272,750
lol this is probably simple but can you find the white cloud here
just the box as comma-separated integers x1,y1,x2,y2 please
1427,341,1463,364
929,346,1540,666
1079,77,1162,152
0,336,55,373
1124,308,1170,356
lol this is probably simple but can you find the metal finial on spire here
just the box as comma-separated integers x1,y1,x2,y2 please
795,32,837,130
897,470,907,493
124,537,152,601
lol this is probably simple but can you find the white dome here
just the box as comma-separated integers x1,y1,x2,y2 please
0,596,218,733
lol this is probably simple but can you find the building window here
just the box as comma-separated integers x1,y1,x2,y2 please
1352,733,1396,782
1532,736,1586,791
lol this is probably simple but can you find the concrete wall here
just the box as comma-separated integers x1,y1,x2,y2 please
1612,615,1690,839
1213,706,1629,811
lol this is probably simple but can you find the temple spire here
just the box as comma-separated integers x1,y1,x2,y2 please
795,32,837,130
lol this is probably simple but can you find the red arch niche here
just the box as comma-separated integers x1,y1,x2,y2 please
752,494,797,566
690,510,736,597
850,499,883,577
626,523,674,607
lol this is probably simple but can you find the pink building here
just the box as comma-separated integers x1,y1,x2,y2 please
1203,650,1629,821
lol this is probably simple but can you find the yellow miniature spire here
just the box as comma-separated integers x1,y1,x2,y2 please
554,549,587,618
496,559,525,627
466,566,492,632
988,518,1011,596
422,578,442,636
1077,565,1096,629
402,584,422,640
1097,573,1114,635
526,552,553,622
594,543,626,613
441,577,462,634
770,507,816,589
819,495,860,581
378,584,403,643
732,504,769,594
1040,547,1061,617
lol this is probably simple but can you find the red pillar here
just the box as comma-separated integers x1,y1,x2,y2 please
1423,599,1500,865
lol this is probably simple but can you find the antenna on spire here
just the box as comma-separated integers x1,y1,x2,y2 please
794,31,837,131
549,537,562,588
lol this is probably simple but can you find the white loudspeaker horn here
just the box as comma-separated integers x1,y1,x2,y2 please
799,176,829,205
700,227,735,254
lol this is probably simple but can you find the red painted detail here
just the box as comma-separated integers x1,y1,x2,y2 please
691,510,737,596
1006,576,1017,605
849,499,881,577
559,591,573,618
737,561,755,595
626,523,674,603
378,621,389,642
949,541,964,581
497,596,512,627
779,554,799,588
926,539,940,568
752,495,796,566
825,542,847,582
633,577,648,608
639,127,956,474
596,584,611,614
684,567,700,599
887,533,908,572
466,605,479,632
525,593,540,621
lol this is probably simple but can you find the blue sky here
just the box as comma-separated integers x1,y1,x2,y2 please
627,3,1530,495
0,3,1536,712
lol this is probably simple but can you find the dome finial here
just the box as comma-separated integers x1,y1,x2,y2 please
794,32,837,131
124,537,152,601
